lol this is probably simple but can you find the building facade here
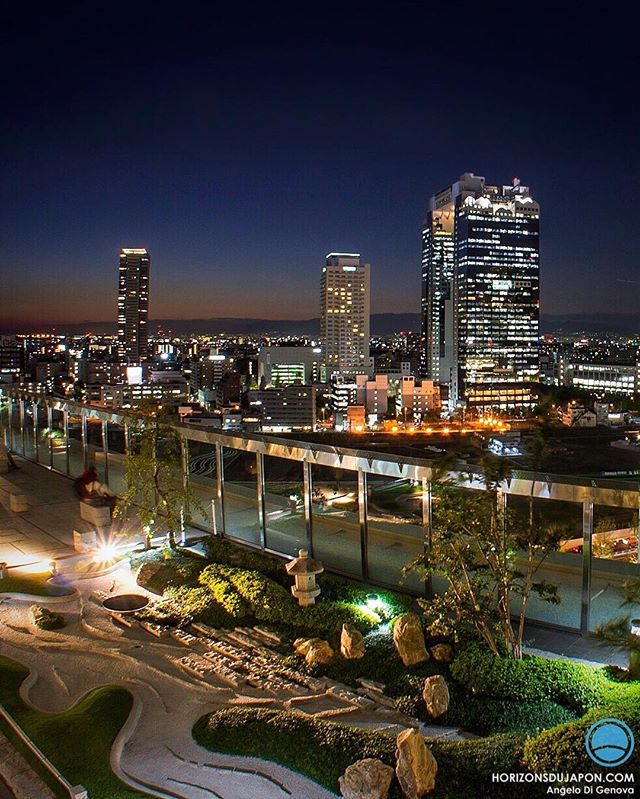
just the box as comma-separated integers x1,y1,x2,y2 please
559,359,639,397
117,248,150,363
320,253,371,378
421,174,540,412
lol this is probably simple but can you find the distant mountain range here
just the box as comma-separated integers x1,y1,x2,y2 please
2,312,638,336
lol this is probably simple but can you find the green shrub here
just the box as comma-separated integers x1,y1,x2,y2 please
140,585,236,629
30,605,65,630
193,707,542,798
317,573,415,620
202,538,287,582
451,644,612,713
135,552,205,594
198,564,378,642
524,687,640,774
445,686,577,735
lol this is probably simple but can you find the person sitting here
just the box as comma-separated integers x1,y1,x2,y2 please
74,467,118,511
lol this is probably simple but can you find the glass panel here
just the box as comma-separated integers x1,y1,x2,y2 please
590,504,640,631
23,403,35,460
366,475,424,592
36,403,48,464
508,495,583,630
50,408,67,473
263,455,307,556
222,447,260,545
68,415,85,477
187,440,219,532
86,419,103,480
9,399,21,453
106,422,128,496
310,463,362,577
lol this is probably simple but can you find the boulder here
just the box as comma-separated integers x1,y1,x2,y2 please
293,637,334,666
339,758,394,799
429,643,454,664
395,728,437,799
31,606,65,631
392,613,429,666
136,560,164,590
340,623,365,659
422,675,449,719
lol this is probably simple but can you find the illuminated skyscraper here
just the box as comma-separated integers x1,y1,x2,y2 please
321,253,371,378
421,173,540,412
117,248,150,363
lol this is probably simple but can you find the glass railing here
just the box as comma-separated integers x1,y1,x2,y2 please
2,388,639,632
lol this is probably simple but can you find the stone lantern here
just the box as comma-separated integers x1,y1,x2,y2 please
0,562,8,580
285,549,324,606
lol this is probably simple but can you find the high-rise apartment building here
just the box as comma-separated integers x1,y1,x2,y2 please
421,173,540,412
320,253,371,378
117,248,150,363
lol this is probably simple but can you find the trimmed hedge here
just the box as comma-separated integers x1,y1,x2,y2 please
445,687,577,735
198,563,379,642
202,538,288,583
524,687,640,774
193,707,543,799
451,644,613,714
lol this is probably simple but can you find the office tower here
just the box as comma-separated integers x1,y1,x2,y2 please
117,248,150,363
421,173,540,412
320,253,371,378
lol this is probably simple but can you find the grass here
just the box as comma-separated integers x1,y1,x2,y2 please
0,656,150,798
0,571,74,597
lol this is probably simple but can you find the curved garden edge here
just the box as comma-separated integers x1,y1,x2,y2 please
0,585,80,604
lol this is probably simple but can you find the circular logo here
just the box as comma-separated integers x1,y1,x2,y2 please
585,718,635,767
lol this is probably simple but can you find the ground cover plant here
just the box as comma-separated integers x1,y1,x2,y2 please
0,571,74,597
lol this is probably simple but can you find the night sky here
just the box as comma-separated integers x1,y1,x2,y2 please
2,5,639,330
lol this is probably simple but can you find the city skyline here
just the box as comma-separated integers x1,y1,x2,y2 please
2,7,640,328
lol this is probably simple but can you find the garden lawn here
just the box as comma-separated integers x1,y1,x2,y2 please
0,571,73,597
0,657,150,799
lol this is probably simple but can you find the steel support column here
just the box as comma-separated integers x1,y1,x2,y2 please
580,500,594,635
81,414,88,471
422,477,433,597
63,408,70,474
256,452,267,549
47,405,53,469
215,443,225,536
33,400,39,463
302,460,313,555
102,419,109,486
358,469,368,580
180,436,190,519
18,399,26,455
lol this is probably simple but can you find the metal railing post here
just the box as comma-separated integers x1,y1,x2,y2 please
581,500,594,635
302,460,313,555
256,452,266,549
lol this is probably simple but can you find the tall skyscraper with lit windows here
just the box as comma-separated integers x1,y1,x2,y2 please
421,173,540,412
321,253,371,378
117,248,150,363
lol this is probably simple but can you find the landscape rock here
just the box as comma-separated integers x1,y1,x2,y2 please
395,728,438,799
31,605,65,630
339,757,394,799
340,623,365,659
429,643,454,664
422,675,449,719
294,637,334,666
136,560,164,590
392,613,429,666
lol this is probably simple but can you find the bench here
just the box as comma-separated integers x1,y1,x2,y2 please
79,501,111,528
9,492,28,513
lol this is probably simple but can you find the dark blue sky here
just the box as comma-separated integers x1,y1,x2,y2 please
2,5,639,328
